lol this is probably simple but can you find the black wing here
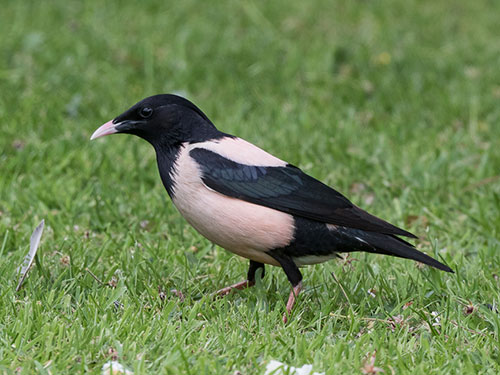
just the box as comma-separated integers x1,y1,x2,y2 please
190,148,416,238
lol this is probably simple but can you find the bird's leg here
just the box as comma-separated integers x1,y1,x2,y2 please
268,252,303,323
284,281,303,323
216,260,265,297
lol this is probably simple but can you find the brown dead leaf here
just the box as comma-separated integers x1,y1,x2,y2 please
464,301,475,315
108,276,118,288
340,254,358,271
107,347,118,361
363,193,375,206
403,301,413,310
415,262,425,270
388,315,406,332
405,215,428,228
60,255,70,266
171,289,185,302
12,140,26,150
350,182,366,194
361,351,384,375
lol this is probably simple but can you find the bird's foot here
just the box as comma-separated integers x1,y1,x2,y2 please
215,280,255,297
282,281,303,323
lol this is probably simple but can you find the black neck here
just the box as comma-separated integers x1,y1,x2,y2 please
154,144,182,198
151,112,233,198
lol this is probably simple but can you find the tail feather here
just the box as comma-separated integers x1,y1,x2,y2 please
361,232,453,273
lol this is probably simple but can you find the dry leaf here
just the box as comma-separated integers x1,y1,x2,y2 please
16,220,45,292
361,352,384,375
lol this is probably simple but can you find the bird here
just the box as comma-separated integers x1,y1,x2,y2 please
91,94,453,322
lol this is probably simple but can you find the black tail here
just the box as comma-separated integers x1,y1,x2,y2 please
360,232,453,273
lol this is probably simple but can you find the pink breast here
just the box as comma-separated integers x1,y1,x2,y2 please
170,143,294,265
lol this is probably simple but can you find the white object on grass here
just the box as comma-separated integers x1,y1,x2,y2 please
16,219,44,292
101,361,133,375
264,360,324,375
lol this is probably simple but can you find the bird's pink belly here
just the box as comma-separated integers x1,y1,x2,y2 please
172,187,294,266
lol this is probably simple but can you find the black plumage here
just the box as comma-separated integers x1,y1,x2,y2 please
191,148,417,238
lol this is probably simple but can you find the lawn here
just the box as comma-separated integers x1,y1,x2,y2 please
1,0,499,373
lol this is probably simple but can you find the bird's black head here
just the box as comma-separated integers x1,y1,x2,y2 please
91,94,220,148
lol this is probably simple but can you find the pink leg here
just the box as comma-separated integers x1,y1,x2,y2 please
282,281,303,323
216,280,255,297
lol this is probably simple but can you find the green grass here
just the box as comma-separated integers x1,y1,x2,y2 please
1,0,499,373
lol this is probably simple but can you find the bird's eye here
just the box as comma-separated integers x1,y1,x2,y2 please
139,107,153,119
